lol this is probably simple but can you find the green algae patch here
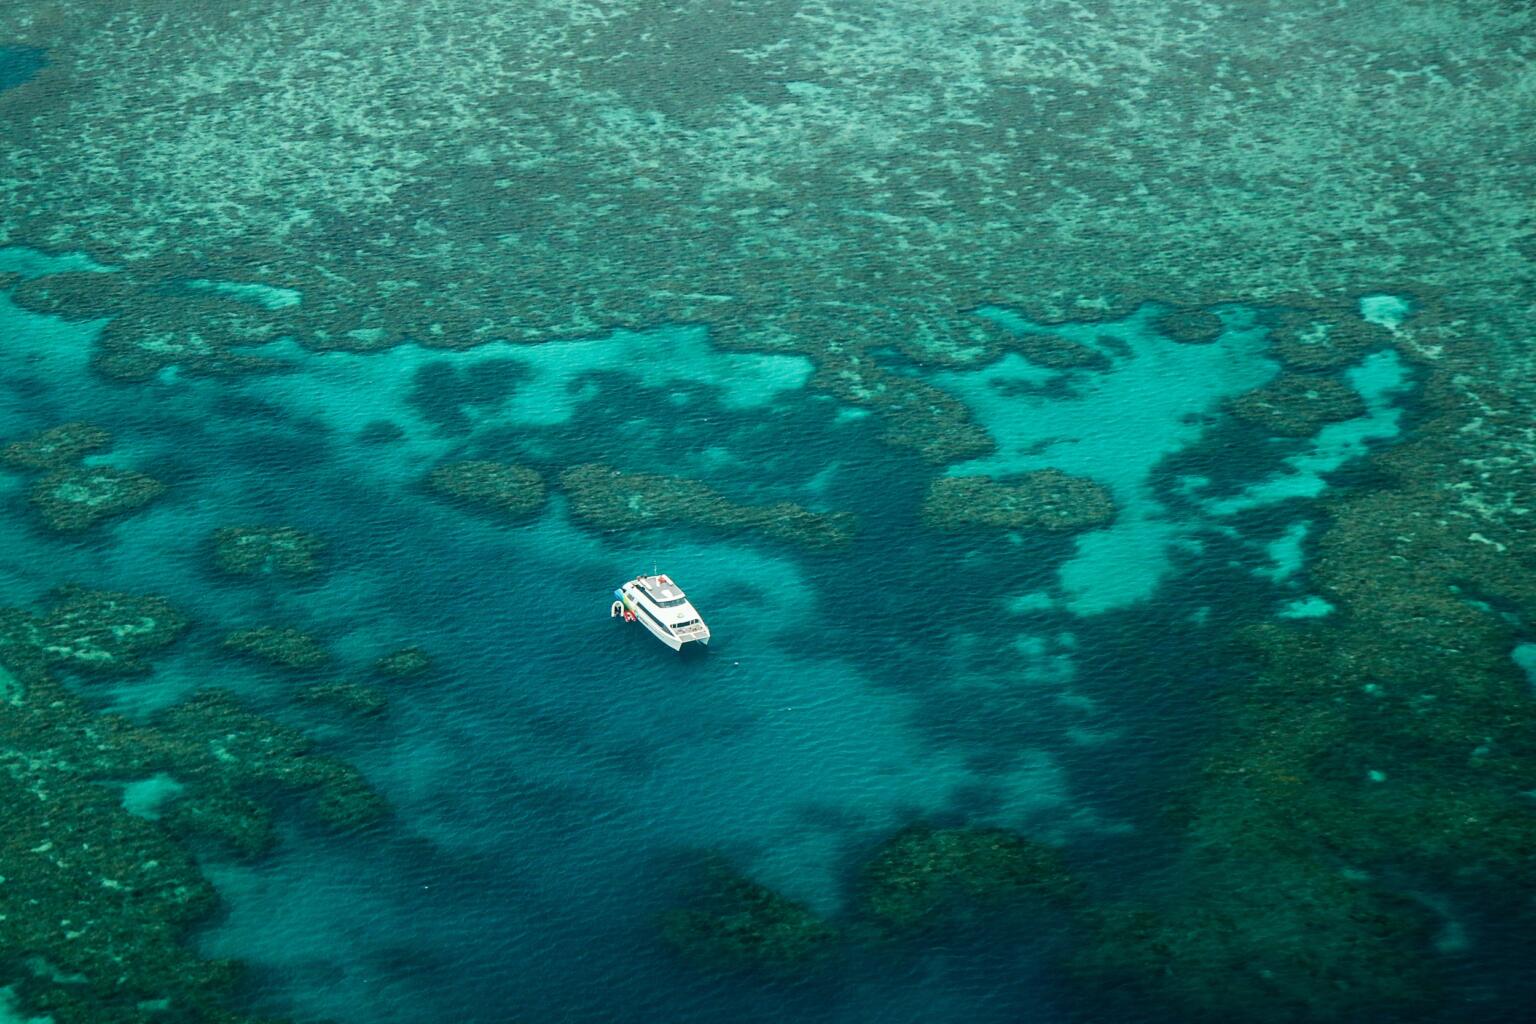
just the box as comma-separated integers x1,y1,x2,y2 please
0,422,111,471
661,858,839,974
27,466,165,532
920,471,1116,533
374,646,431,679
426,460,546,519
210,525,326,578
221,626,330,670
854,826,1077,934
1225,373,1368,437
558,463,855,549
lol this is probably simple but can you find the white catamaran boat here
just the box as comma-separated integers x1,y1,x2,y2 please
611,573,710,652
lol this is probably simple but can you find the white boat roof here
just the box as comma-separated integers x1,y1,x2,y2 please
637,574,686,601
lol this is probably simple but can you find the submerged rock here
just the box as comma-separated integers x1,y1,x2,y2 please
427,460,546,518
211,524,327,577
559,463,855,548
661,858,839,973
1,422,112,471
28,465,165,531
854,826,1078,933
920,470,1115,532
1226,373,1368,437
221,625,330,669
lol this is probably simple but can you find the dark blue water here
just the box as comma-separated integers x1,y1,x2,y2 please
0,45,43,92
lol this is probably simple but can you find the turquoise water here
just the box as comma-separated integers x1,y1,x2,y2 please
0,260,1422,1022
3,2,1534,1020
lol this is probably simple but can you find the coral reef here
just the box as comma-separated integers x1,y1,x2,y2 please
854,826,1078,933
1,421,111,470
426,460,546,519
375,646,431,679
1074,310,1536,1021
0,1,1528,468
297,680,389,717
1152,307,1223,345
90,294,293,383
660,858,838,973
23,585,187,676
1225,372,1368,437
1267,306,1395,371
210,525,326,578
0,587,384,1024
221,626,330,670
153,690,388,834
28,465,165,531
1007,332,1112,371
558,463,855,548
920,471,1116,532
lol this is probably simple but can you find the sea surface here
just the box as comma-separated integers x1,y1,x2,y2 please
1,4,1533,1024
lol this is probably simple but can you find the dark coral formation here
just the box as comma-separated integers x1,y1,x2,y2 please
1007,332,1112,371
90,294,293,383
8,269,141,321
18,585,188,676
1225,372,1368,437
426,460,547,518
920,470,1116,532
660,858,839,973
221,626,330,670
1079,854,1439,1022
211,525,326,578
558,463,855,548
0,588,385,1024
28,465,165,531
854,826,1078,933
1267,305,1395,371
1,421,111,470
297,680,389,718
154,690,388,834
1073,309,1536,1021
1152,307,1224,344
375,646,431,679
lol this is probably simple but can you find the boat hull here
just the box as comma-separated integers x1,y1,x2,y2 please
615,580,710,652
